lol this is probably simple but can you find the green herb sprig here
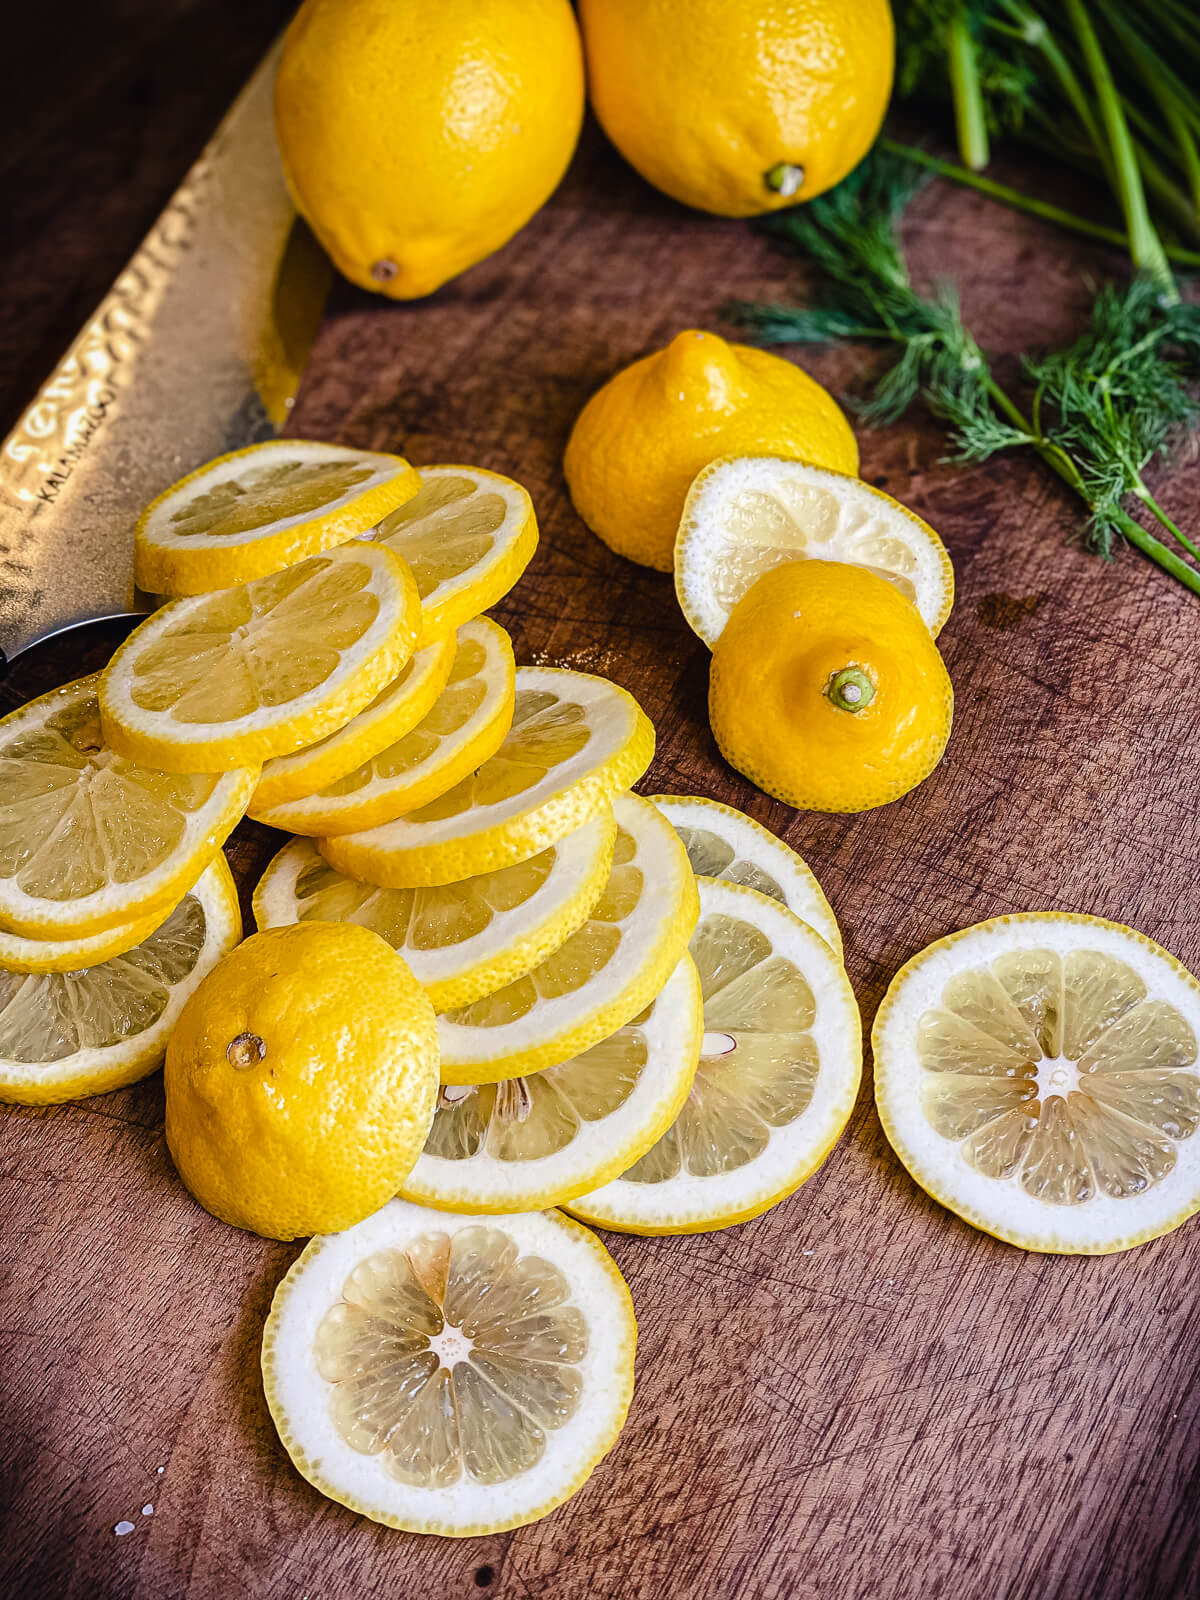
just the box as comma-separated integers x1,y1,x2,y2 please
732,150,1200,597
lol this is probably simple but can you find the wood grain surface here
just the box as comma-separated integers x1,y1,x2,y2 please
3,8,1200,1598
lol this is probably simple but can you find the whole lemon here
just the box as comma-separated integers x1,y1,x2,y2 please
709,560,953,812
578,0,894,216
165,922,439,1240
274,0,585,299
564,330,858,571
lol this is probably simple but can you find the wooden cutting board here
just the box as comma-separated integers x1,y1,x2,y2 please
3,10,1200,1598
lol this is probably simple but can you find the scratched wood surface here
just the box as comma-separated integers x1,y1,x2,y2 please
4,7,1200,1599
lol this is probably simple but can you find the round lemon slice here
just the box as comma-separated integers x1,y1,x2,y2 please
872,912,1200,1255
248,631,456,815
568,878,861,1234
373,465,538,645
649,794,841,957
0,898,169,975
262,1199,636,1536
402,955,703,1213
135,439,420,596
252,811,616,1013
437,793,699,1086
252,619,515,837
675,455,954,644
0,854,241,1104
0,674,255,939
321,667,655,887
101,543,421,772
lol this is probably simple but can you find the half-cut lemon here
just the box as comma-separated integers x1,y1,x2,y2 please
320,668,654,887
101,543,421,772
248,631,456,815
569,877,861,1233
675,456,954,645
373,465,538,645
872,912,1200,1254
252,810,616,1014
251,619,515,837
437,793,698,1085
0,854,241,1104
650,794,841,957
135,439,419,595
402,955,702,1213
0,674,254,939
261,1200,636,1536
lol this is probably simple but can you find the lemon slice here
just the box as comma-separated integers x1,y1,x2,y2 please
321,668,655,887
0,674,255,939
649,794,841,957
402,955,703,1213
0,854,241,1104
373,465,538,645
262,1199,636,1536
252,811,616,1013
0,898,168,975
568,878,861,1234
675,455,954,644
248,632,456,815
872,912,1200,1255
101,543,421,772
251,619,515,837
135,440,420,596
436,793,698,1086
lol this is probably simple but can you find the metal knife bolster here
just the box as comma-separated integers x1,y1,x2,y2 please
0,38,331,662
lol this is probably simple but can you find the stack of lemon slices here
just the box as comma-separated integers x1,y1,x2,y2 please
0,439,868,1536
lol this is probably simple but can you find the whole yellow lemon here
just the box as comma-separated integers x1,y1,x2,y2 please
578,0,894,216
274,0,585,299
709,560,953,812
165,922,439,1240
564,330,858,571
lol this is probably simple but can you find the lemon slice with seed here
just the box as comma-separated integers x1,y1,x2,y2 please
0,854,241,1104
675,456,954,645
872,912,1200,1255
0,674,255,939
650,793,841,957
402,955,703,1213
568,878,861,1234
135,440,420,596
321,667,654,888
262,1199,636,1536
251,619,515,837
252,811,616,1013
101,543,421,773
248,631,456,815
373,465,538,645
437,793,698,1086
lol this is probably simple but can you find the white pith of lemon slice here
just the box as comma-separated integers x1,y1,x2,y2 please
319,667,655,888
402,954,703,1213
135,439,420,596
649,793,842,958
436,792,699,1086
872,912,1200,1255
0,674,255,939
252,619,515,837
0,853,241,1105
248,631,457,815
100,543,422,772
568,877,862,1235
252,810,617,1014
261,1200,636,1536
372,465,538,646
675,455,954,645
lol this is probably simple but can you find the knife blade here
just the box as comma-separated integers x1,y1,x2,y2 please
0,37,332,663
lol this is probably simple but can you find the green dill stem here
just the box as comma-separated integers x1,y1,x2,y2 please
1062,0,1177,300
992,0,1115,186
1132,488,1200,565
880,141,1200,267
947,8,990,171
1111,507,1200,598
